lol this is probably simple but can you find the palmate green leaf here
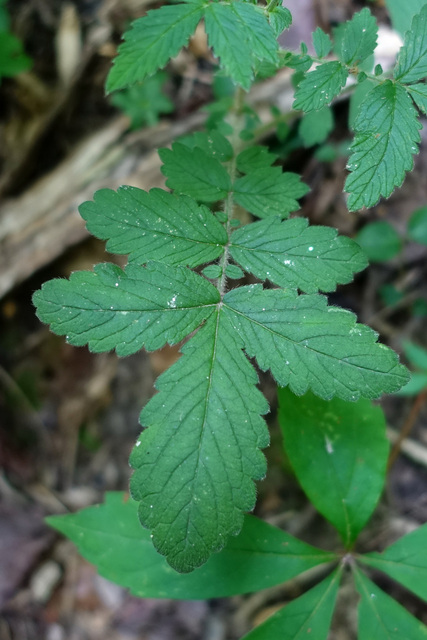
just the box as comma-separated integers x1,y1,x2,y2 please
233,168,309,219
360,523,427,602
242,569,342,640
159,142,232,202
129,310,270,573
223,286,409,401
345,81,421,211
79,187,227,267
229,217,367,294
278,389,388,546
293,61,348,112
204,1,278,90
106,3,203,92
394,6,427,84
354,568,427,639
33,262,219,356
47,492,336,599
334,8,378,67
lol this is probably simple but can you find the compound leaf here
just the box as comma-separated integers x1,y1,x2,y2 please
293,61,348,112
354,568,427,639
233,168,309,219
79,187,227,267
223,286,409,401
47,492,336,599
334,8,378,66
33,262,219,356
394,6,427,84
345,81,421,211
229,217,367,294
204,2,253,89
159,142,232,202
129,310,270,573
360,523,427,602
242,568,341,640
278,389,388,546
106,3,203,92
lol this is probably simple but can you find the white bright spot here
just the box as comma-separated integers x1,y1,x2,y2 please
325,436,334,454
308,246,314,252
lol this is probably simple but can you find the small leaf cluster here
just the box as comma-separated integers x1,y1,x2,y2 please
48,392,427,638
292,7,427,211
0,0,32,82
33,1,414,575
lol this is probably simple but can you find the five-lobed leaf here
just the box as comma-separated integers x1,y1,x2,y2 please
129,310,270,572
360,523,427,603
47,492,336,599
33,262,219,356
79,187,227,267
345,81,421,211
223,286,409,401
278,389,388,546
394,5,427,84
242,569,342,640
229,216,367,294
106,3,204,93
354,568,427,638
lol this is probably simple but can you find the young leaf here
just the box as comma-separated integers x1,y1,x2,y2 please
233,168,309,219
110,72,173,129
223,286,409,401
408,206,427,245
268,6,292,38
334,8,378,67
242,568,342,640
312,27,332,59
345,81,421,211
293,61,348,112
394,6,427,84
299,106,334,147
33,262,219,356
106,3,204,93
79,187,227,267
236,146,278,173
360,523,427,602
203,3,253,90
159,142,232,202
229,217,368,294
129,310,270,573
355,221,402,262
354,568,427,639
47,493,336,599
278,389,388,546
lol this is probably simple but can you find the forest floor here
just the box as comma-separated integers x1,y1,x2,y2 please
1,0,427,638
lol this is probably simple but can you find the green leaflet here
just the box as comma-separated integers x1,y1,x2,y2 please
312,27,332,59
33,262,219,356
47,493,336,598
242,569,341,640
268,6,292,38
79,187,227,267
279,389,388,546
360,523,427,602
385,0,426,36
229,217,367,294
356,221,402,262
233,168,309,219
110,73,173,129
159,142,232,202
178,130,233,162
293,61,348,112
407,83,427,114
345,81,421,211
299,106,334,147
236,146,278,173
334,8,378,66
232,2,278,66
394,6,427,84
129,311,269,573
223,285,409,401
106,3,203,92
354,569,427,638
